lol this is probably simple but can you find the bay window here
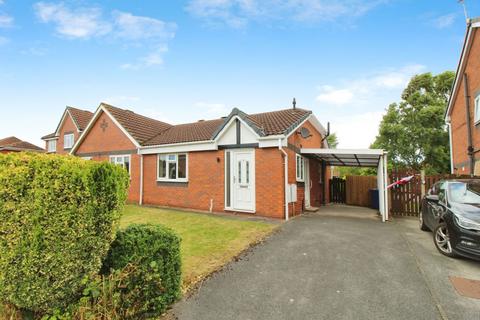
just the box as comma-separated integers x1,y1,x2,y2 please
158,153,188,181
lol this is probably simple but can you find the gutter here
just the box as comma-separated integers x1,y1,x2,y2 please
278,138,289,221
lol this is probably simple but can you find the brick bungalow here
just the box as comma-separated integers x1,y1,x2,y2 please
446,17,480,175
44,102,331,219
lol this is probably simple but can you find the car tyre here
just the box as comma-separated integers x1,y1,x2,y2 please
433,222,458,258
419,211,429,231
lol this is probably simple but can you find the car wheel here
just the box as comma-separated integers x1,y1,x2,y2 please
433,223,457,258
419,211,429,231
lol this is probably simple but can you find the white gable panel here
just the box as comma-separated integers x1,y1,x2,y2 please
240,122,257,144
218,120,258,146
218,121,236,145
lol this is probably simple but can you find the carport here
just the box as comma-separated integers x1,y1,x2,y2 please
300,148,389,222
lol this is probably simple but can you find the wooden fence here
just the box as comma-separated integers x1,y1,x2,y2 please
346,175,377,207
389,170,476,217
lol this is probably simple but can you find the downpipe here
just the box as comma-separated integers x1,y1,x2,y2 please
279,138,289,221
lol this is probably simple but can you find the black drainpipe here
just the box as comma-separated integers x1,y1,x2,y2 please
463,73,475,176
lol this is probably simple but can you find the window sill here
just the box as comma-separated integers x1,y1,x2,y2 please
157,179,188,183
156,180,188,187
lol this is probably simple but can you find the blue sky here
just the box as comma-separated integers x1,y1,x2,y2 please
0,0,478,148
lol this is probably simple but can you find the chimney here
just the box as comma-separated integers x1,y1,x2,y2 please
292,97,296,109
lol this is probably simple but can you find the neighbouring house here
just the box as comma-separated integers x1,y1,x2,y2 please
446,17,480,175
43,102,331,219
0,136,44,153
41,106,94,154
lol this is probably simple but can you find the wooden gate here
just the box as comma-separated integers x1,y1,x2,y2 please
330,177,346,204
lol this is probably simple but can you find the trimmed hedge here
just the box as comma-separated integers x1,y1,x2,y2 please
102,224,182,318
0,152,129,314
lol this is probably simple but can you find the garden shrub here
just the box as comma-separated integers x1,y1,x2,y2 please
0,152,129,314
101,224,182,319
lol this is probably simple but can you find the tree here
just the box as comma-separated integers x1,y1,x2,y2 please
326,132,338,148
371,71,455,174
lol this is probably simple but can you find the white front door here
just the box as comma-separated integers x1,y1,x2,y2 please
304,158,311,208
232,150,255,212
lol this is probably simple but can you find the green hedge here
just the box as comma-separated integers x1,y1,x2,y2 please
102,224,182,318
0,152,129,314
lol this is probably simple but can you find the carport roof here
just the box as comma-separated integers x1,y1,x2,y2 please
300,148,386,167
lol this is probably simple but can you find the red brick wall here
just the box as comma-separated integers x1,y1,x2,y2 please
142,150,225,212
451,27,480,174
287,119,329,213
256,148,285,219
74,111,140,203
142,148,286,219
54,113,79,155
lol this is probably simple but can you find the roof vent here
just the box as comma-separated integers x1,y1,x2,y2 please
198,119,205,122
292,97,296,109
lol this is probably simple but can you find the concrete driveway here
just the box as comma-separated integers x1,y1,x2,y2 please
170,205,480,320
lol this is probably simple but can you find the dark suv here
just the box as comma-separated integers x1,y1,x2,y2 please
420,179,480,261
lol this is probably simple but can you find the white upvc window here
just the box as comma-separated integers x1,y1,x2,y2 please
110,155,131,175
64,133,74,149
296,154,305,182
475,94,480,124
157,153,188,182
47,140,56,153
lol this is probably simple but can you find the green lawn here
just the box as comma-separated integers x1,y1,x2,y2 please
120,205,279,291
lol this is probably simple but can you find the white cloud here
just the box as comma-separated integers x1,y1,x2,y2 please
431,13,456,29
113,11,176,41
316,64,426,106
34,2,111,38
33,3,176,69
186,0,386,27
316,86,354,105
0,14,13,28
330,111,384,148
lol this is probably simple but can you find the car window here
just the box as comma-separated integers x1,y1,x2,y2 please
449,182,480,205
438,182,446,203
429,182,440,196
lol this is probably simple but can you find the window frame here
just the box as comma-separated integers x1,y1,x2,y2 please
157,153,188,182
109,155,131,175
47,140,57,153
475,94,480,125
63,133,74,149
296,154,305,182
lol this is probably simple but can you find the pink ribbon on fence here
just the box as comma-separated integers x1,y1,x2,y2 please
387,175,415,189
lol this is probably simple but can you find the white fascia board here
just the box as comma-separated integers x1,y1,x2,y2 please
259,136,287,148
300,148,386,156
139,141,217,155
43,136,59,141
